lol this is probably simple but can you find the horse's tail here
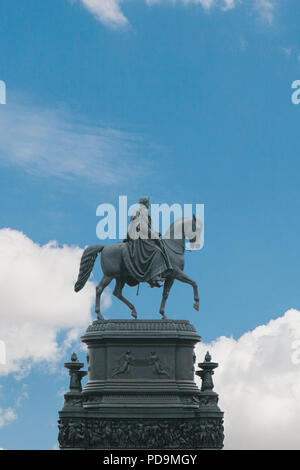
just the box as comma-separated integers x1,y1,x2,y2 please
74,245,104,292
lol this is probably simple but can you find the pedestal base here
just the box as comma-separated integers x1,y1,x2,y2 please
58,319,224,450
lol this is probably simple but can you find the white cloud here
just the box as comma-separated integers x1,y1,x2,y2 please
0,100,145,184
79,0,128,27
76,0,275,27
254,0,274,24
0,385,29,434
0,228,111,376
195,309,300,450
142,0,237,9
0,408,17,428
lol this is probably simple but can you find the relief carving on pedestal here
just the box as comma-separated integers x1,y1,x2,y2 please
111,351,170,378
58,417,224,449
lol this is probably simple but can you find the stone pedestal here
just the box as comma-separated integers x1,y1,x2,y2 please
58,319,224,449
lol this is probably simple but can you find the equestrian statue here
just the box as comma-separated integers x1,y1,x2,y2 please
74,196,203,320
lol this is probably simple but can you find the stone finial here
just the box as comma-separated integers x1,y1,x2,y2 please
71,352,78,362
196,351,218,392
64,353,87,393
204,351,211,362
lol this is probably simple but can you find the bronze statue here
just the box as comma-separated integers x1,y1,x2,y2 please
74,196,203,320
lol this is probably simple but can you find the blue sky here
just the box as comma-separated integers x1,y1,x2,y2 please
0,0,300,450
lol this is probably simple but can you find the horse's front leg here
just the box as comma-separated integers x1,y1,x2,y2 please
113,278,138,319
173,268,199,311
159,277,174,319
95,275,113,320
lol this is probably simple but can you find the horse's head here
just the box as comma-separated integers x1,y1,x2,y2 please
163,215,203,250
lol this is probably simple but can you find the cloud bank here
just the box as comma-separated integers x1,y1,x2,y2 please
76,0,275,28
0,228,111,376
196,308,300,450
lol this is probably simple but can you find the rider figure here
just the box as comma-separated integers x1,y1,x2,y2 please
123,196,172,288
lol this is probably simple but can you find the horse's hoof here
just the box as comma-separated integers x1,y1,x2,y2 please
193,302,199,312
160,312,168,320
131,309,138,319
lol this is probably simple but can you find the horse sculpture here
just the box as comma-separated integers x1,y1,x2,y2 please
74,216,203,320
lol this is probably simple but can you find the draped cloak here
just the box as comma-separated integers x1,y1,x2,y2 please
122,204,172,285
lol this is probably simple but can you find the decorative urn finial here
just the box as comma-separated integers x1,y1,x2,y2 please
196,351,219,392
64,352,87,393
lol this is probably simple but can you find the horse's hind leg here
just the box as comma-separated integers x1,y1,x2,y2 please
113,278,138,319
159,277,174,319
95,275,113,320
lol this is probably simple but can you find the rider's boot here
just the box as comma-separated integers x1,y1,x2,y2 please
148,278,162,288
